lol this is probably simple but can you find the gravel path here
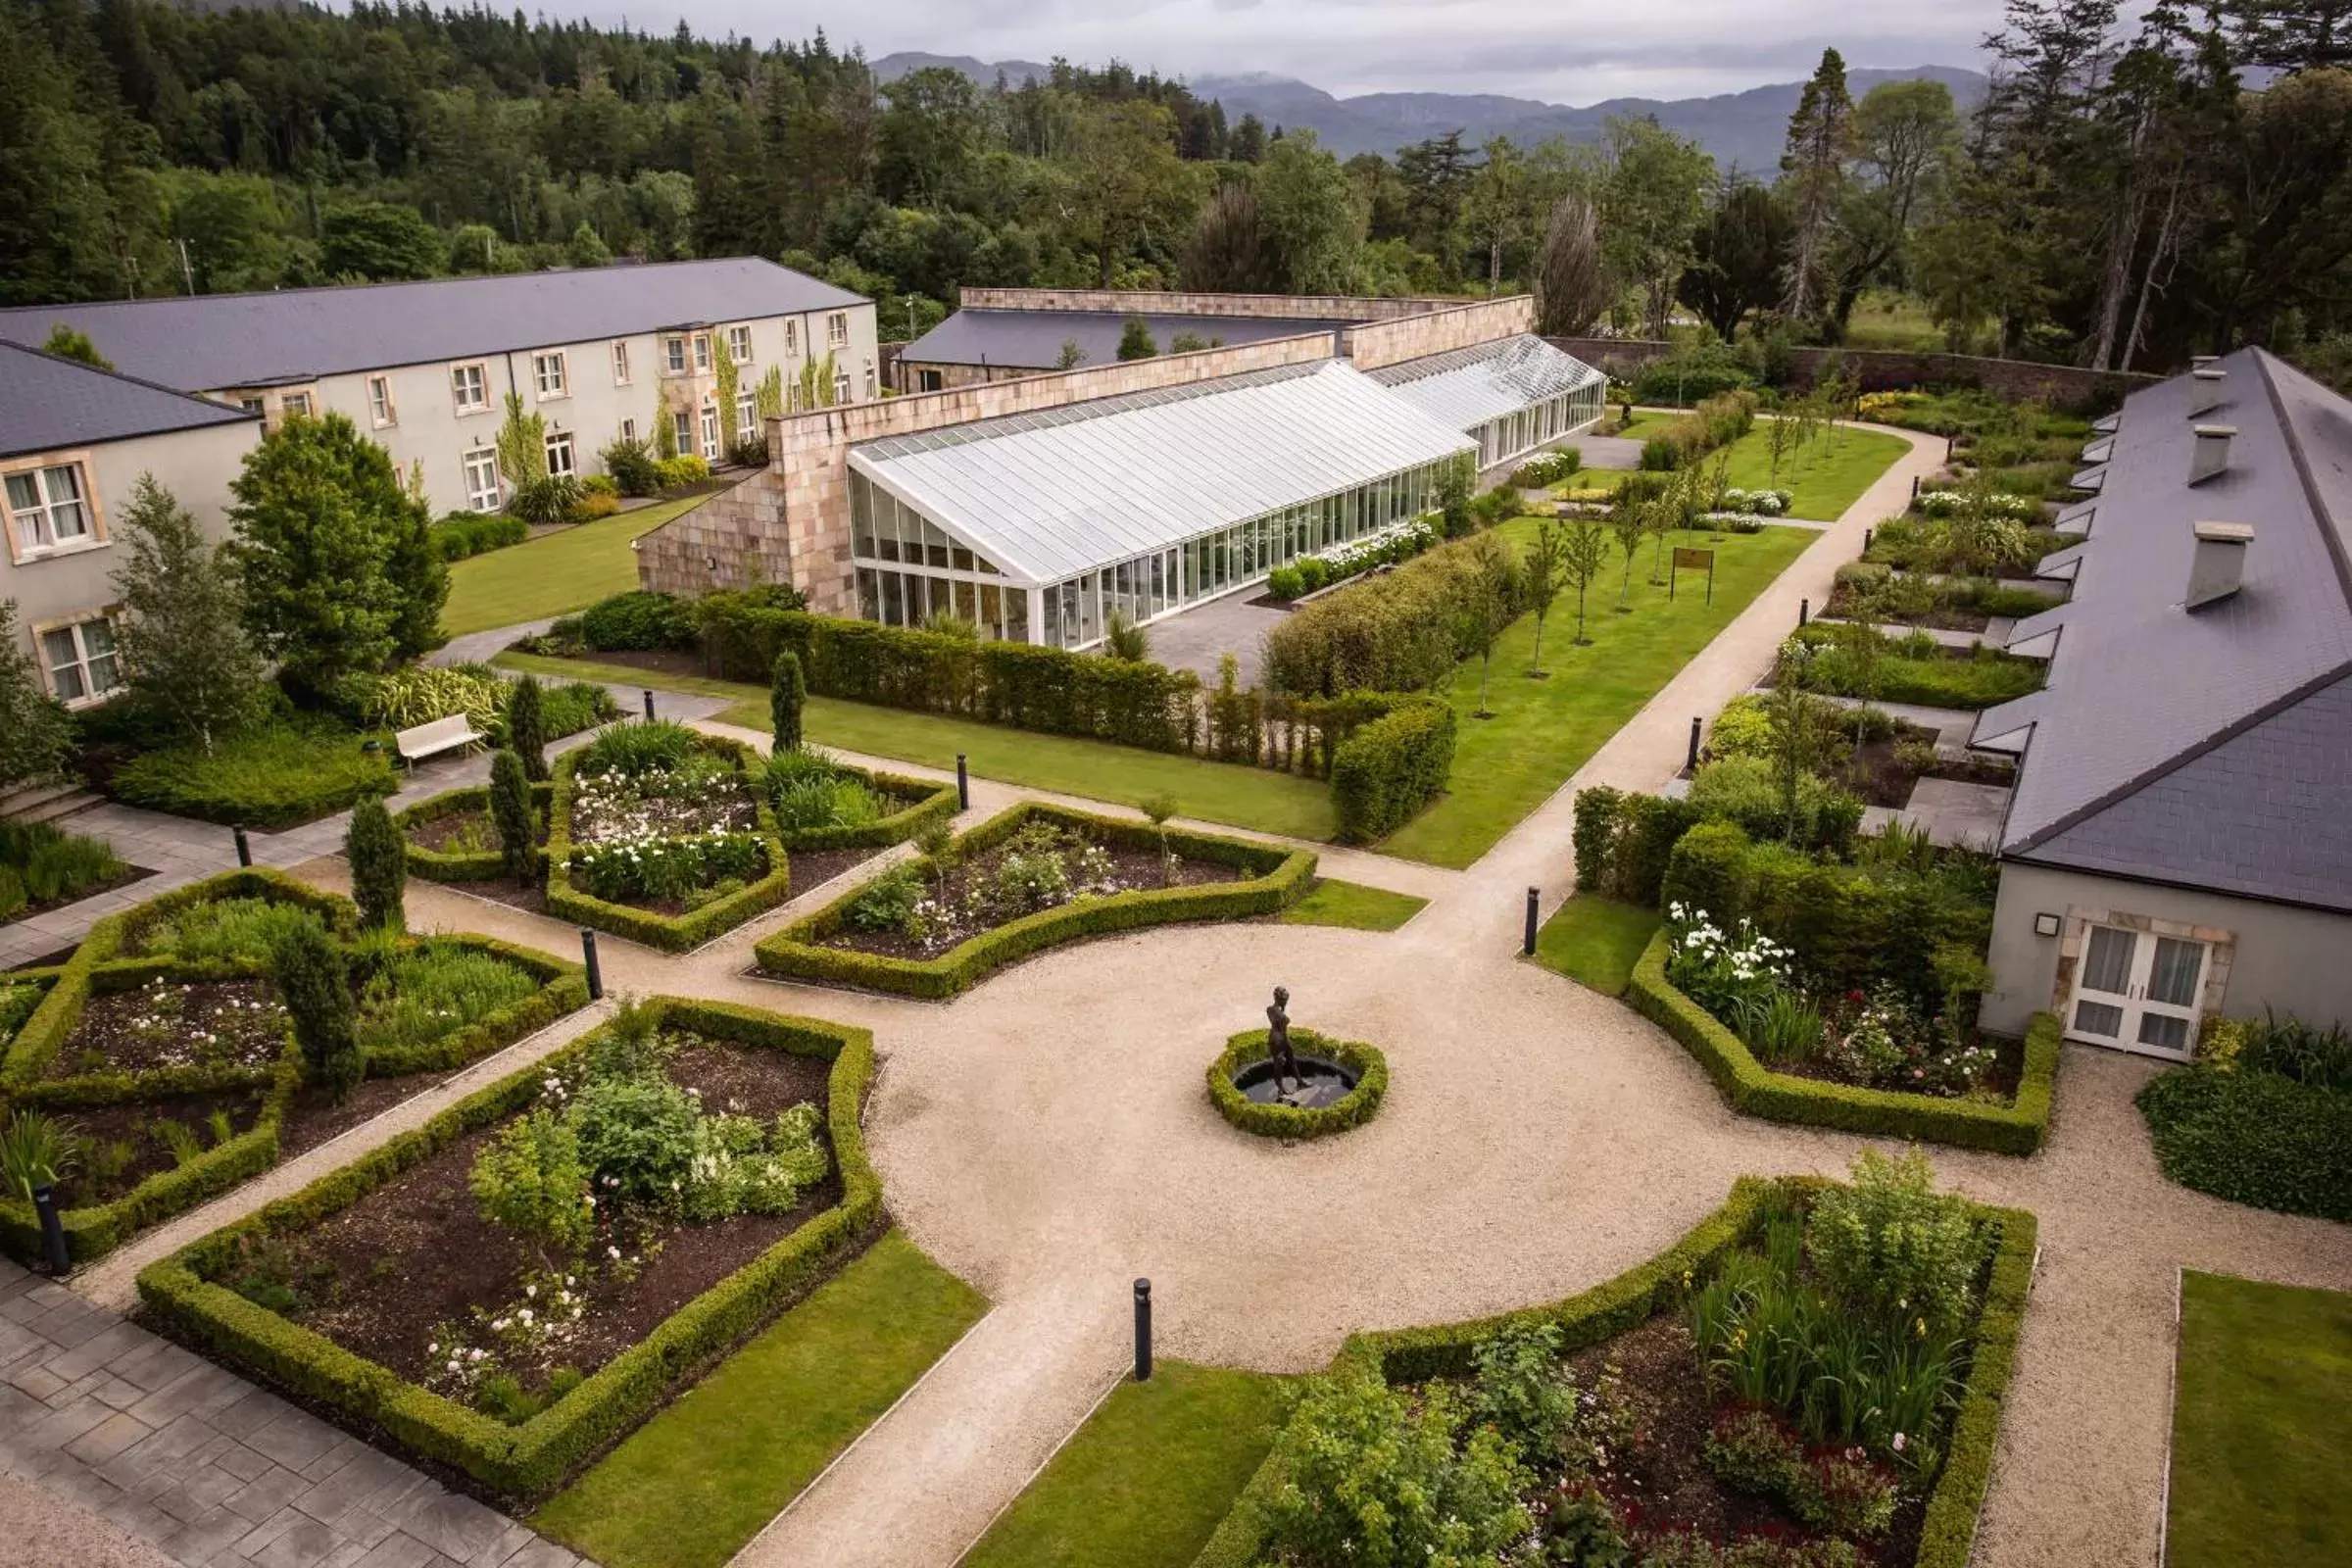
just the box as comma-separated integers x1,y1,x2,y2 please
31,422,2351,1568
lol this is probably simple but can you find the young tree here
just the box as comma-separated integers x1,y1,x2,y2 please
1765,638,1823,843
1611,499,1647,612
274,920,360,1102
108,476,265,754
1557,519,1611,645
1253,129,1366,293
1438,457,1476,539
1524,519,1567,675
490,748,537,883
1137,792,1179,886
506,672,548,781
0,602,71,793
1766,411,1797,482
1646,484,1684,584
1116,317,1159,361
1181,182,1276,292
1677,181,1790,341
226,414,434,693
1837,613,1885,786
1452,571,1511,719
1055,338,1086,370
345,797,405,933
770,650,807,751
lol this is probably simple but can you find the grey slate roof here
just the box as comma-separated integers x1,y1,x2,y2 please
0,340,256,460
896,308,1348,371
1973,347,2352,911
1367,333,1605,430
0,258,865,392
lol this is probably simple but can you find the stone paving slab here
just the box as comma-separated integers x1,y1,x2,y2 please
0,1257,585,1568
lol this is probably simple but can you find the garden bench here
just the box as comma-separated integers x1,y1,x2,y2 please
394,713,484,767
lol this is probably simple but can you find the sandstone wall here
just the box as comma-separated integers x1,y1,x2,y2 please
1345,297,1536,371
954,286,1461,321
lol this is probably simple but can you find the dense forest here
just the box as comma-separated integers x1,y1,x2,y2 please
1,0,2348,378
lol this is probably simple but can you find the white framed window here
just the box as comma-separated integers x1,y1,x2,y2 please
692,333,712,372
736,393,759,441
784,319,800,356
367,376,396,427
787,381,804,413
699,401,720,457
545,431,575,478
40,616,120,706
671,411,695,457
452,362,489,413
620,417,636,443
663,336,687,375
533,352,568,399
826,312,849,349
833,368,852,405
237,396,265,416
462,446,502,511
611,340,631,385
280,392,312,417
863,360,876,399
727,324,753,364
6,464,94,555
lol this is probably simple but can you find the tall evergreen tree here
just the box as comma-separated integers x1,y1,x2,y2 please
0,601,71,792
1779,48,1857,322
108,474,265,753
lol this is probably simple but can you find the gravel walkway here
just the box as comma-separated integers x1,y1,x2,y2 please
22,423,2349,1568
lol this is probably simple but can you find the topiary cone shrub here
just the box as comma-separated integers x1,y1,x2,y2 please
490,748,537,882
344,797,406,933
508,671,549,782
771,650,806,752
273,920,360,1102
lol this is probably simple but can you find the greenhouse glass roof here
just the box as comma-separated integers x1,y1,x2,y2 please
1369,334,1605,430
848,361,1477,584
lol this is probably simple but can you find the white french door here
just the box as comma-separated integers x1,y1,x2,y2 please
2068,922,2208,1058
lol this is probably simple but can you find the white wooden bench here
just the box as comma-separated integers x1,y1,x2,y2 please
394,713,485,767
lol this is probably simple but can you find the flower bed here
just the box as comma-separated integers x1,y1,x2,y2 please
1193,1160,2036,1568
761,749,957,854
1824,564,2059,635
136,998,882,1499
546,726,793,952
755,803,1315,999
1626,925,2058,1154
1206,1028,1387,1139
397,782,555,883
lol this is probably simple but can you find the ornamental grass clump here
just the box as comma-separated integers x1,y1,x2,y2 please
354,945,538,1057
137,896,328,965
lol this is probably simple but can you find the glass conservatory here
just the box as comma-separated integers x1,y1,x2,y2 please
1371,334,1608,470
845,361,1477,649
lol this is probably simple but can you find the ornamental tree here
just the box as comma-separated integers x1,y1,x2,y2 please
345,797,405,933
273,919,360,1102
490,748,537,882
770,651,806,752
109,475,267,754
0,601,71,791
506,672,549,781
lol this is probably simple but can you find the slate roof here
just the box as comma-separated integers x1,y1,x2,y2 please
1972,347,2352,912
0,258,865,392
0,340,256,460
896,308,1348,371
1367,333,1605,430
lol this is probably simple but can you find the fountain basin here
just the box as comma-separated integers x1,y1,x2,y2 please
1207,1027,1388,1140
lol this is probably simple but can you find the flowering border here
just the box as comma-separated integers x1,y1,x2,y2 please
1626,926,2060,1155
135,997,882,1501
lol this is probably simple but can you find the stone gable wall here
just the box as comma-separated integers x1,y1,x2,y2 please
1345,297,1536,371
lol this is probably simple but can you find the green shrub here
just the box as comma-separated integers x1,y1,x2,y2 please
1265,565,1305,601
1799,629,2043,709
273,920,359,1102
1662,819,1750,924
537,680,618,742
1330,699,1454,845
337,663,503,735
345,798,406,933
567,1071,698,1200
770,651,806,752
1687,757,1864,856
578,719,696,775
468,1108,592,1259
0,820,124,910
355,945,542,1061
1,1108,79,1201
428,513,529,561
1808,1148,1985,1329
1263,530,1528,697
579,590,696,652
1631,343,1755,405
1639,389,1759,469
2136,1066,2352,1222
1206,1029,1387,1139
507,673,549,782
490,750,538,882
114,718,396,828
654,454,710,490
1571,787,1701,906
599,437,661,497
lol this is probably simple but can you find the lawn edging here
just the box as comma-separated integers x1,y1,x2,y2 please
1190,1177,2039,1568
1206,1028,1386,1140
396,781,555,883
1625,927,2060,1154
754,802,1315,999
135,997,883,1501
546,736,795,952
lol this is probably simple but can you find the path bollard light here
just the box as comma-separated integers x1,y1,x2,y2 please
581,928,604,1002
233,825,252,867
1910,474,1920,501
1688,716,1702,773
1524,887,1540,956
32,1184,69,1276
956,753,970,810
1799,597,1810,628
1133,1279,1152,1381
1864,526,1875,553
641,688,656,722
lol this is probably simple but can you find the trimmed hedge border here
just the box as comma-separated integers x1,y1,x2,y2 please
545,736,794,952
775,767,957,853
1190,1177,2039,1568
136,997,883,1501
1206,1028,1387,1139
1625,927,2060,1155
753,802,1316,999
396,782,555,883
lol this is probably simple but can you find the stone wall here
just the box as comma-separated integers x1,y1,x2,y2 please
891,359,1037,394
1346,297,1535,371
1544,337,2157,409
955,286,1461,321
638,331,1339,613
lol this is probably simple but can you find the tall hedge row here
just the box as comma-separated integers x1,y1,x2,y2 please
1331,699,1455,845
1262,530,1530,698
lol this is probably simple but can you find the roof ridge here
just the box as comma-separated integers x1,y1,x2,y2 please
2250,345,2352,611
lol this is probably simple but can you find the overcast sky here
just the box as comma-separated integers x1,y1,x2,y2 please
580,2,2014,101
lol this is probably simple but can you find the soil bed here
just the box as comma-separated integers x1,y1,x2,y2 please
46,1089,268,1207
46,977,286,1080
239,1041,838,1397
778,843,885,896
276,1069,461,1160
409,807,546,858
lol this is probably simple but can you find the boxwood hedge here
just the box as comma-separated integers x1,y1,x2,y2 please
135,998,881,1501
1190,1177,2038,1568
1206,1028,1387,1139
395,781,554,883
1624,926,2060,1155
754,802,1315,999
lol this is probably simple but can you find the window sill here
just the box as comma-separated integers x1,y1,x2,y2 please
12,539,110,566
537,392,572,404
455,405,493,417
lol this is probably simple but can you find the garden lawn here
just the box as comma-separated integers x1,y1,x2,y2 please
1281,878,1428,931
442,491,715,638
1531,894,1661,997
529,1231,986,1568
1617,414,1912,520
960,1361,1290,1568
2166,1270,2352,1568
1379,518,1815,867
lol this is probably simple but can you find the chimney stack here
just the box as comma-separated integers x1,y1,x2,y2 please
2188,368,2228,417
2187,521,2253,610
2189,424,2235,484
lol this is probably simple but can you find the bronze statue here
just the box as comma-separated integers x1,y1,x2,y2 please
1266,986,1297,1090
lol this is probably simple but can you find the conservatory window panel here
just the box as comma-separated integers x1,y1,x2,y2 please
951,542,974,572
857,568,879,621
880,572,905,626
850,478,874,557
1005,586,1030,643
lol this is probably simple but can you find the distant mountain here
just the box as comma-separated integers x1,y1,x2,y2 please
875,54,1987,173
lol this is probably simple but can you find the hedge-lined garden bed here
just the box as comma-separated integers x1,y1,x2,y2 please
1206,1029,1387,1140
1191,1162,2036,1568
0,869,584,1266
755,803,1314,999
137,998,882,1501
